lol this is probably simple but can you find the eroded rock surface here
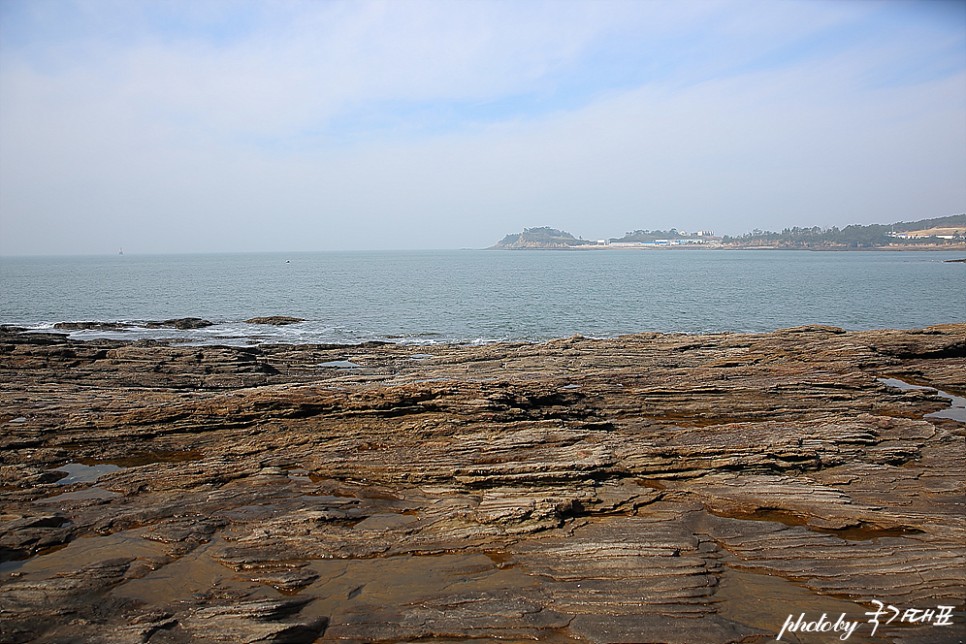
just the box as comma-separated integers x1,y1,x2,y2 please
1,324,964,642
245,316,305,326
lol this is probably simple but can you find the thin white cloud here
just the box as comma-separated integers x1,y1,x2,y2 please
0,0,963,254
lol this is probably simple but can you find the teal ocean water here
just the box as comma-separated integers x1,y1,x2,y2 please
1,250,963,345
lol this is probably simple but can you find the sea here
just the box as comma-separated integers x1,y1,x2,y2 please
1,250,963,346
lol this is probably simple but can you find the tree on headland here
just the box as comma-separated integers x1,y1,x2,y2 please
611,228,690,243
492,226,594,249
489,215,965,249
721,215,965,248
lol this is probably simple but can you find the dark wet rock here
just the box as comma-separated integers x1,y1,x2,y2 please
54,321,133,331
0,324,963,642
52,318,215,332
245,316,305,326
0,558,134,640
110,610,179,643
145,317,214,330
0,512,74,561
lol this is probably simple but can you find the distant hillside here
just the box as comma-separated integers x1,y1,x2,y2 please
892,214,966,232
490,227,594,249
490,215,966,250
721,214,966,248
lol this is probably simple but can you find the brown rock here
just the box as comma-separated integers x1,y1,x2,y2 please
0,324,963,642
144,317,214,329
245,316,305,326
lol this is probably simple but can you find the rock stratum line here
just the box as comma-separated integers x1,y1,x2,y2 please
1,324,964,643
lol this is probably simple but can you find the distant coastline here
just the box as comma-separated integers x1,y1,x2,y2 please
490,215,966,251
490,242,966,252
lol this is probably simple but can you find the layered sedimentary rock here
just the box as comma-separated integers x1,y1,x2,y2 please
0,324,963,643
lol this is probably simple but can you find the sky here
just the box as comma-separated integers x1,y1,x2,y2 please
0,0,964,255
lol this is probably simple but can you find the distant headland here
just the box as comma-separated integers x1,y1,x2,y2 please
490,214,966,250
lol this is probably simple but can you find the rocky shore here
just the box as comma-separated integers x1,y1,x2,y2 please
1,324,964,643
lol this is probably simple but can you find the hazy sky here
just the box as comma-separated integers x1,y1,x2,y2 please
1,0,964,254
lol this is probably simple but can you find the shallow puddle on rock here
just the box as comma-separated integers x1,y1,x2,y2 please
822,522,924,541
77,450,204,468
111,537,261,606
298,552,540,630
6,528,168,579
5,528,266,611
0,542,70,574
713,506,809,528
319,360,361,369
50,462,123,485
35,486,121,505
878,377,935,392
715,567,876,643
485,550,516,569
926,395,966,422
351,513,419,532
879,377,966,422
708,507,922,542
